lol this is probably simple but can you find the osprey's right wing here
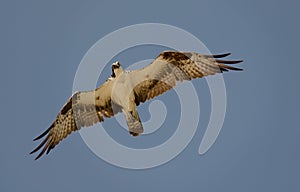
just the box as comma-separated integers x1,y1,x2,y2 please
129,51,243,105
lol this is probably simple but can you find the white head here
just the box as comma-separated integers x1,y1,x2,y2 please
111,61,124,78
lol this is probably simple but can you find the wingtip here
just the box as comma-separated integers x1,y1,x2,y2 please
32,125,52,141
234,59,244,64
33,150,46,160
34,154,42,160
206,52,231,58
216,59,243,64
234,67,243,71
217,52,231,58
33,137,39,141
33,140,51,160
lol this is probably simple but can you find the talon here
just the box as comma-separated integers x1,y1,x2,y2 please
130,131,139,137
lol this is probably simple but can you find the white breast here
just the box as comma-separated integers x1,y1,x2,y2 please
110,72,135,109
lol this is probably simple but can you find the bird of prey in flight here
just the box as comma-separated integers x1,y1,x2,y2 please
30,51,243,160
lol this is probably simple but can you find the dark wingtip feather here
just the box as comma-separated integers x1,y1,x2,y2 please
33,125,52,141
46,144,55,154
205,53,231,58
34,151,44,160
214,57,243,72
30,135,50,155
212,53,231,58
220,68,229,72
216,59,243,64
219,64,243,71
229,67,243,71
34,139,52,160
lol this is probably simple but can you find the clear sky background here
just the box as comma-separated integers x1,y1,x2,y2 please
2,0,300,191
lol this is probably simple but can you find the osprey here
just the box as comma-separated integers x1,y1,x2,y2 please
30,51,243,160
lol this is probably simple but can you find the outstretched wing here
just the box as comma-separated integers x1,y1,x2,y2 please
129,51,243,105
30,80,118,160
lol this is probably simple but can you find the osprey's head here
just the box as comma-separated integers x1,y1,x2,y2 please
111,61,123,78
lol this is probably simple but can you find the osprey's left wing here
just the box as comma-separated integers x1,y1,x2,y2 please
129,51,243,105
30,80,118,160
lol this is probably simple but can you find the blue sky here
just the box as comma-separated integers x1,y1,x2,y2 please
2,0,300,191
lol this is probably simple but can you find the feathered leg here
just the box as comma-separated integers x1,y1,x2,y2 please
123,107,143,136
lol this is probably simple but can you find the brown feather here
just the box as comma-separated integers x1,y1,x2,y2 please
215,59,243,64
35,138,52,160
31,82,118,160
33,125,52,141
205,53,231,58
30,135,50,154
130,51,243,105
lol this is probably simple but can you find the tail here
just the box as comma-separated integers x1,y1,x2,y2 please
123,108,143,136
